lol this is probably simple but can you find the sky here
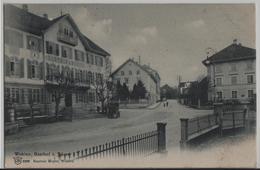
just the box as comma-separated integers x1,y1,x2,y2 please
16,4,255,87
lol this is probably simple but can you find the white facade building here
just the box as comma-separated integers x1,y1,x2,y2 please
4,4,111,118
202,40,256,103
111,59,160,103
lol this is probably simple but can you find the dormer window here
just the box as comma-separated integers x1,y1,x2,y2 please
57,25,78,46
64,28,69,36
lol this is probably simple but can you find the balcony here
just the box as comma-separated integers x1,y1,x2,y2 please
45,75,90,89
57,31,78,46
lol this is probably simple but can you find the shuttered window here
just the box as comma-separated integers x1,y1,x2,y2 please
90,55,94,64
86,53,90,64
27,60,43,79
46,41,59,56
75,50,84,61
5,56,24,78
61,45,72,59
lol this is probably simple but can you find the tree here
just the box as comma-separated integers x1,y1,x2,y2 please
131,83,138,100
46,72,75,120
94,75,114,114
121,83,130,100
114,80,122,100
160,84,178,99
136,80,147,99
130,80,147,100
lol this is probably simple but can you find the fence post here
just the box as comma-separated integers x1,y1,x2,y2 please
180,118,188,149
122,138,126,156
243,109,247,128
157,122,167,153
232,112,235,130
218,112,223,136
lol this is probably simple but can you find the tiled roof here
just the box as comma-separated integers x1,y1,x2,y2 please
4,4,53,35
81,35,110,56
142,64,161,81
202,43,255,65
4,4,110,56
111,59,160,83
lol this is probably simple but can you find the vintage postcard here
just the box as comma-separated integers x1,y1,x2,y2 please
2,2,257,168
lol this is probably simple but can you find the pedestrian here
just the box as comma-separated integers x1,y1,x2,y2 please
166,101,168,107
163,102,165,107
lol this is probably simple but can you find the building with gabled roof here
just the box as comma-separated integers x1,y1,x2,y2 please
4,4,111,120
202,39,256,103
111,58,160,104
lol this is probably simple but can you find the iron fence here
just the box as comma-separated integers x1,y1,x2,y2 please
56,122,166,161
180,109,248,148
220,110,246,131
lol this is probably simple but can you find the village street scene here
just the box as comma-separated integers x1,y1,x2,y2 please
4,4,256,168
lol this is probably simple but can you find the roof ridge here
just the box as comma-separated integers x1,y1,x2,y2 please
203,43,256,65
5,4,50,22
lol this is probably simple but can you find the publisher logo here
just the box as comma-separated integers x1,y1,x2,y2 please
13,156,22,165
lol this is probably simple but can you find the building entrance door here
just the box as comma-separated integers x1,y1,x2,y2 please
65,93,72,107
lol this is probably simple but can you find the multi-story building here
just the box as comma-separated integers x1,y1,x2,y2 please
111,59,160,103
202,40,256,103
4,4,111,118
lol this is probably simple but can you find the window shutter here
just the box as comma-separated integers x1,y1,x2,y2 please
5,55,10,76
26,36,31,50
15,58,21,77
39,62,43,79
46,41,49,53
35,61,40,79
20,58,24,78
27,59,32,79
56,44,59,56
38,39,42,52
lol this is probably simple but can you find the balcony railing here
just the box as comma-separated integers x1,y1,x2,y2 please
46,75,90,88
57,31,78,46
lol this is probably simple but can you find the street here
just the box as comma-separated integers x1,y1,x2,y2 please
5,100,212,157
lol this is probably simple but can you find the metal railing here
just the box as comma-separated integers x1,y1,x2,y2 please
220,110,246,132
56,123,167,161
180,109,248,148
180,114,219,148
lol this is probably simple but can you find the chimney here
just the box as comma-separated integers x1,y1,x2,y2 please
138,56,141,65
43,13,48,19
22,4,28,12
233,38,238,45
